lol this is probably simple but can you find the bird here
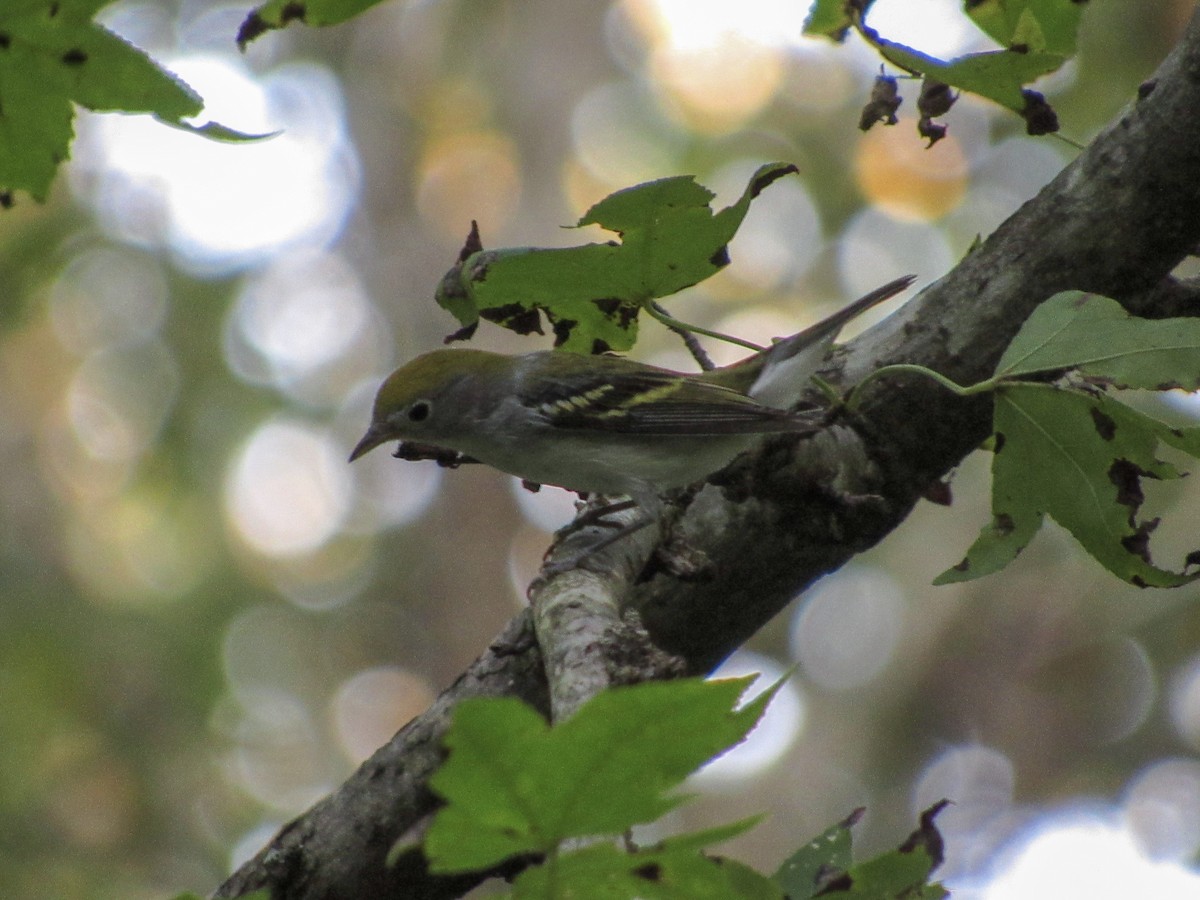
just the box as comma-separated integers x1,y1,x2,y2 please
350,275,915,550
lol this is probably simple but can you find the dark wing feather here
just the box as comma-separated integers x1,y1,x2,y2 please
543,369,815,435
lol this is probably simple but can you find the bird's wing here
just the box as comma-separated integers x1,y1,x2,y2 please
533,365,815,436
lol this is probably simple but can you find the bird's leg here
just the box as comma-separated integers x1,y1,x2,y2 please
570,497,639,530
540,498,655,576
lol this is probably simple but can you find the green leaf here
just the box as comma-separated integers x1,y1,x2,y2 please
0,0,206,201
157,117,280,143
937,385,1200,588
773,808,860,898
995,291,1200,390
647,815,767,855
818,848,947,898
424,696,552,871
425,675,779,873
237,0,383,49
803,0,857,41
805,0,1077,133
878,41,1064,113
509,825,783,900
809,801,948,898
966,0,1084,55
434,163,798,353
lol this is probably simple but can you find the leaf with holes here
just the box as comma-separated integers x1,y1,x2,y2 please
434,162,799,353
0,0,267,203
236,0,382,49
877,40,1063,131
938,384,1200,587
774,808,860,897
774,802,948,899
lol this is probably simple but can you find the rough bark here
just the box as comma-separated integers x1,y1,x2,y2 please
216,12,1200,899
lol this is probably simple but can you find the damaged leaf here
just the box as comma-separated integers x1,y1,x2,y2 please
0,0,271,203
802,0,855,41
778,802,948,898
937,385,1200,588
878,40,1063,133
433,162,798,353
773,808,860,897
814,0,1080,137
860,74,902,130
0,0,202,202
237,0,381,48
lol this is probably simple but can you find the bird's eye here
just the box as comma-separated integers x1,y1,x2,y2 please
407,400,432,422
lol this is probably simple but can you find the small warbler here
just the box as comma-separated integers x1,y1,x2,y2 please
350,275,915,522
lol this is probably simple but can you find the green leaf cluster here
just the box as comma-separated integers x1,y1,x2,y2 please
0,0,271,203
0,0,200,201
424,676,776,874
422,677,947,898
940,291,1200,588
775,803,947,899
434,163,797,354
805,0,1085,134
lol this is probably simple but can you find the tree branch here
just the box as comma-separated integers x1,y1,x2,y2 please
216,11,1200,898
531,501,684,722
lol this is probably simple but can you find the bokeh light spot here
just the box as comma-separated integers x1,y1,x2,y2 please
73,55,359,275
915,744,1015,831
790,567,905,690
49,247,168,354
225,419,353,557
66,341,179,464
224,249,383,406
66,490,211,606
627,0,809,51
235,251,368,379
229,687,329,812
856,123,969,222
415,131,522,239
649,41,784,133
570,81,688,189
983,815,1200,899
46,762,137,849
710,160,823,292
1124,758,1200,862
1168,653,1200,749
331,667,436,764
510,478,579,533
838,207,954,295
694,651,805,784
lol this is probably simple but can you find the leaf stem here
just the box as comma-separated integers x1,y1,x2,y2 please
845,363,995,408
648,301,717,370
643,304,764,353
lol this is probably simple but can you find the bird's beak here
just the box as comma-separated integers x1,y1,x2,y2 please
348,424,389,462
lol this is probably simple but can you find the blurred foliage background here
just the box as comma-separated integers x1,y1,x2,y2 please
3,1,1200,897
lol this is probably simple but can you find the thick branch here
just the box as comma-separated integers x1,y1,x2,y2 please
531,503,683,722
217,12,1200,899
214,615,547,899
